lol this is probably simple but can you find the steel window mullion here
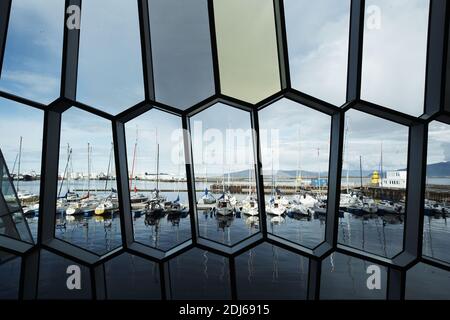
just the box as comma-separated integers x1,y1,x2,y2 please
401,123,428,258
346,0,365,102
112,121,134,248
0,0,12,77
19,249,40,300
306,258,321,300
137,0,155,101
61,0,82,100
273,0,290,89
425,0,449,115
182,115,199,244
207,0,221,95
325,113,345,246
250,109,268,237
91,264,107,300
37,110,61,243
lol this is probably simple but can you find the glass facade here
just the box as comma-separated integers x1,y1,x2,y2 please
0,0,449,300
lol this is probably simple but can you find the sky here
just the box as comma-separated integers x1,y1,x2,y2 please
0,0,446,179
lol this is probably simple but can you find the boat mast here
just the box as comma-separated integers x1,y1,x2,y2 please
359,155,363,192
155,128,160,194
16,136,22,192
295,126,301,193
104,142,113,192
344,119,350,193
130,126,138,191
87,142,91,198
380,142,383,198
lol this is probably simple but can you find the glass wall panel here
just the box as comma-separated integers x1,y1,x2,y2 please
259,99,331,248
149,0,215,109
0,251,21,299
405,263,450,300
0,0,64,104
361,0,429,116
37,250,91,299
285,0,350,106
213,0,280,103
320,252,387,299
105,253,161,300
190,103,258,246
235,243,308,300
125,109,191,250
56,107,122,255
168,248,231,300
339,109,409,258
77,0,144,114
0,98,43,242
423,121,450,263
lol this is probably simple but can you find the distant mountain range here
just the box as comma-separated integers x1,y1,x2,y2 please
227,161,450,178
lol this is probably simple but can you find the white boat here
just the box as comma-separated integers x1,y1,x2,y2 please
288,203,311,216
266,198,287,216
95,200,117,215
197,188,216,205
17,191,39,201
66,202,83,216
293,193,318,208
241,196,258,216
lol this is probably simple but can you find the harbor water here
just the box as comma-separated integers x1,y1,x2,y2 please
5,180,450,299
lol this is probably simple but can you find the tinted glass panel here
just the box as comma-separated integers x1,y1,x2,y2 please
190,104,258,246
361,0,429,116
149,0,215,109
423,121,450,263
168,248,231,300
320,252,387,299
0,0,64,104
214,0,280,103
285,0,350,106
235,243,308,300
105,253,161,300
0,98,42,242
339,110,408,257
77,0,144,114
37,250,91,299
259,99,331,248
56,107,122,255
0,252,21,299
125,109,191,250
405,263,450,300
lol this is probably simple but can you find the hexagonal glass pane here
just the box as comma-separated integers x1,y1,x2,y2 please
339,110,408,258
168,248,231,300
259,99,331,249
361,0,429,116
320,252,387,299
0,0,64,104
0,251,21,299
56,107,122,255
149,0,215,109
104,253,161,300
37,250,91,299
285,0,350,106
405,263,450,300
77,0,144,114
235,242,309,300
213,0,281,103
0,98,43,242
190,103,259,246
423,121,450,263
125,109,191,251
